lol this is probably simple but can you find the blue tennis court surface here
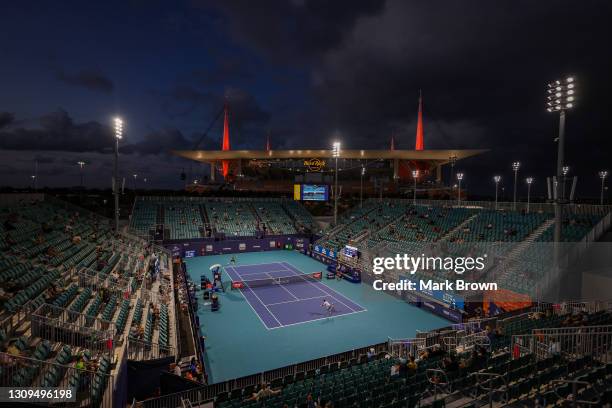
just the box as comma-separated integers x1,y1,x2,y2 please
225,262,366,329
187,251,449,383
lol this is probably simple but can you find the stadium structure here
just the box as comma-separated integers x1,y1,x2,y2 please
1,99,611,408
173,98,487,196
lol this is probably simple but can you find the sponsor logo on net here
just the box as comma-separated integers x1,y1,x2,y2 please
371,253,498,292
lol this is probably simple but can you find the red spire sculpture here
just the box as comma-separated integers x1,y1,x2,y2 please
415,90,424,151
221,104,230,179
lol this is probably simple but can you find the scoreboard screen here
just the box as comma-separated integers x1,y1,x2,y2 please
293,184,329,201
343,245,359,258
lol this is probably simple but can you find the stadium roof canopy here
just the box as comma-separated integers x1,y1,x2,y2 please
172,149,488,164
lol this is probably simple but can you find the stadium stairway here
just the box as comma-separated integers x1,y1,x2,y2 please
438,213,479,243
492,218,556,285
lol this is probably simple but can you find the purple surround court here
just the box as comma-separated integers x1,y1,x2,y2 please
224,261,366,329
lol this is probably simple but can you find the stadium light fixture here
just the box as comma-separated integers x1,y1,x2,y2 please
456,172,464,205
600,170,609,205
113,117,123,234
332,141,341,225
512,161,520,211
77,161,86,200
526,177,534,213
449,155,457,188
360,166,366,208
412,170,419,205
493,175,501,210
561,165,570,200
547,76,576,246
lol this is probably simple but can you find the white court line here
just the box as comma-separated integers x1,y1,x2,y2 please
224,265,277,330
280,262,365,313
265,272,299,301
268,309,367,330
265,295,328,307
227,261,367,330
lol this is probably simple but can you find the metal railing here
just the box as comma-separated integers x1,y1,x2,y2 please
511,324,612,362
77,266,133,298
127,338,176,361
31,304,116,355
0,352,113,408
138,341,388,408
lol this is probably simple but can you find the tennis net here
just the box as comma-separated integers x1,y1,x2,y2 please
231,272,322,289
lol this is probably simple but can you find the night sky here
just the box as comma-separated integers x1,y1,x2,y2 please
1,1,611,198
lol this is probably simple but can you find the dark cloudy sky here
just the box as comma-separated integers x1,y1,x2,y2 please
1,0,611,198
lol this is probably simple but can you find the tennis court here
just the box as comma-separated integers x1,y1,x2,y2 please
186,251,448,383
225,262,366,329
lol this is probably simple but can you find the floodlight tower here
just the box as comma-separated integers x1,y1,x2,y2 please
114,117,123,234
77,161,86,188
546,76,575,244
360,166,366,208
600,171,608,205
512,162,520,211
526,177,534,213
449,155,457,188
456,173,464,205
412,170,419,205
562,165,570,200
493,176,501,210
332,142,341,225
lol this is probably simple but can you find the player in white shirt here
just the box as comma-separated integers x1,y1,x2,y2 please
321,299,335,316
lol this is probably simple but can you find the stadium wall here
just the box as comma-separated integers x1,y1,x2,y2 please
164,234,311,257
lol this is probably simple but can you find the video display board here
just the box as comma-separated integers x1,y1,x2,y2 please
293,184,329,201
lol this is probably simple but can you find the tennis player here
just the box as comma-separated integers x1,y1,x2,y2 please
230,256,236,265
321,299,335,316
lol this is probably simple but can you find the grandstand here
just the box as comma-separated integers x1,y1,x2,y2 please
2,192,611,408
130,196,317,240
0,195,177,407
317,198,610,300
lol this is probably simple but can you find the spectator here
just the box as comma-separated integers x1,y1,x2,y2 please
244,382,280,402
443,353,459,372
549,338,561,356
407,355,417,375
306,393,317,408
367,348,376,361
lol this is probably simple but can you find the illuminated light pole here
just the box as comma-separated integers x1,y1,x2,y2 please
547,76,575,245
512,161,520,211
77,161,86,188
449,155,457,191
493,175,501,210
600,171,608,205
360,166,365,208
456,173,464,206
562,165,570,200
412,169,419,205
133,174,138,193
332,142,341,225
114,117,123,234
526,177,534,213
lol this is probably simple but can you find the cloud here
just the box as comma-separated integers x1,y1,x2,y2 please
202,0,386,62
120,128,195,155
0,110,114,152
56,69,114,93
0,112,15,129
191,55,255,86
